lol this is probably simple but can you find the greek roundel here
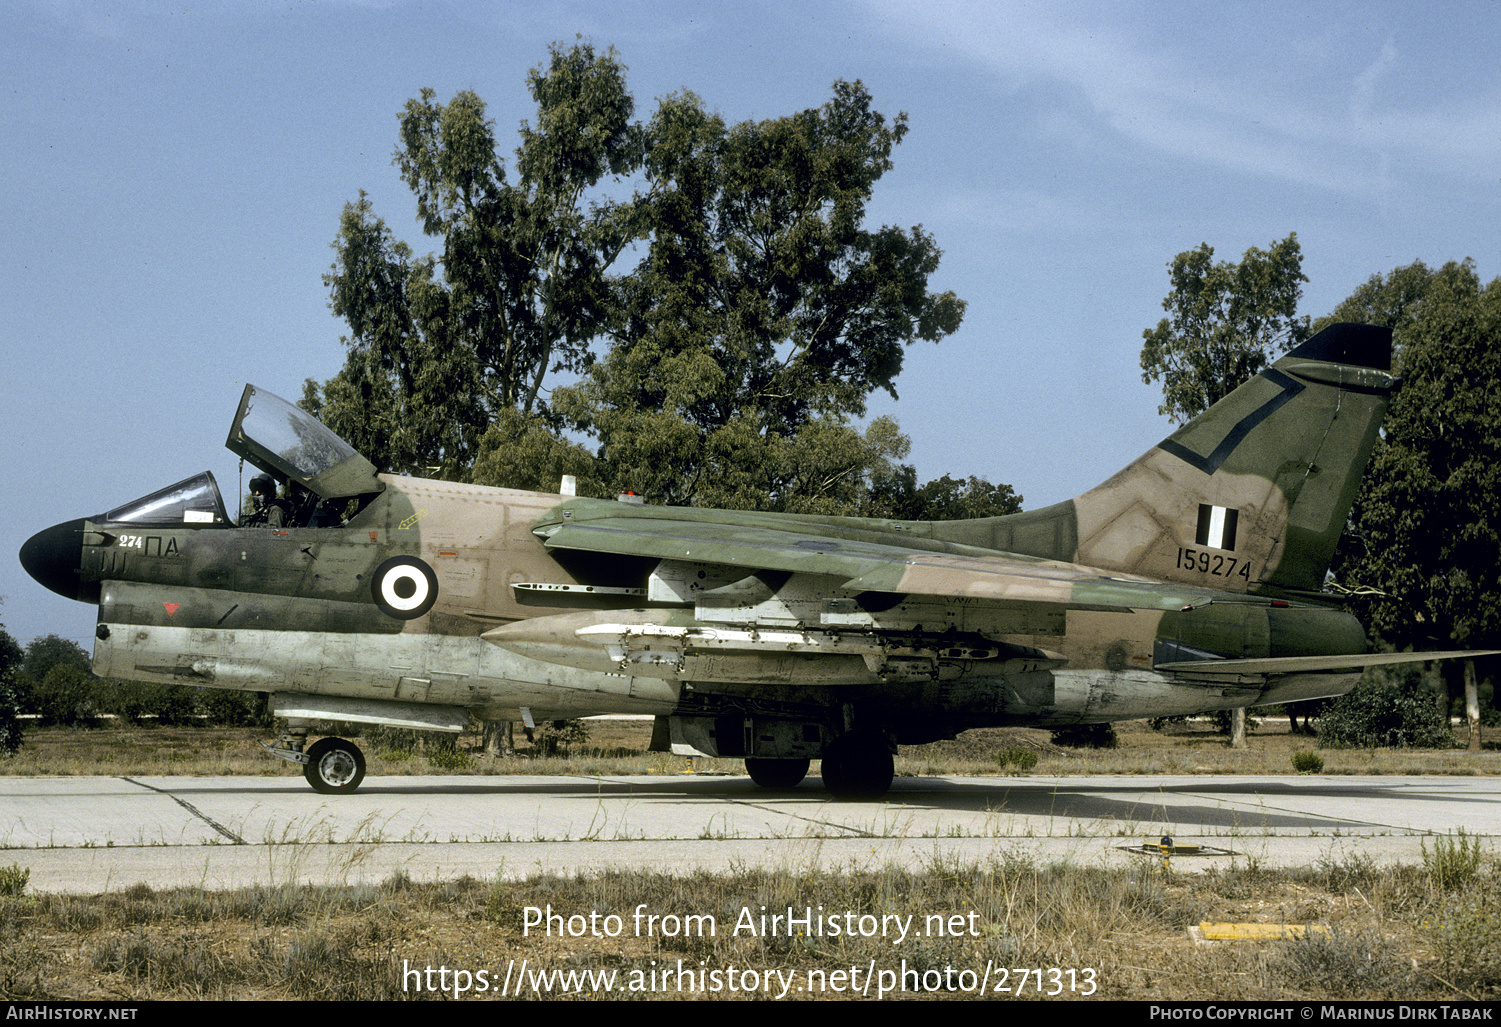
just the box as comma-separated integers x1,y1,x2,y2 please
371,556,439,620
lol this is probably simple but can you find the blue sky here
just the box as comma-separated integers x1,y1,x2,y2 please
3,0,1498,648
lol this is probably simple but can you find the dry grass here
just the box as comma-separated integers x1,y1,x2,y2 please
2,720,1499,1000
2,717,1494,781
906,720,1501,777
2,851,1498,1000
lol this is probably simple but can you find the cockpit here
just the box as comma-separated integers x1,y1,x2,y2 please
20,384,385,603
93,384,383,531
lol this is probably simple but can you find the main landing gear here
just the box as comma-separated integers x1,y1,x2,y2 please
818,730,894,800
744,757,810,789
742,732,895,800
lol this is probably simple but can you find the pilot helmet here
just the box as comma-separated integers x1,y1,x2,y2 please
249,473,276,497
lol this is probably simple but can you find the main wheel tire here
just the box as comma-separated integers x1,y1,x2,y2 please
819,751,845,793
745,757,810,789
820,732,893,800
303,737,366,794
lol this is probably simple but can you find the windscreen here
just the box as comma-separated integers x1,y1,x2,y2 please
102,471,231,526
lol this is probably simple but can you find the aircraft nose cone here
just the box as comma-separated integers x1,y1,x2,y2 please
19,518,98,604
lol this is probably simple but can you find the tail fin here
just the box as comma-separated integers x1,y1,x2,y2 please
1070,322,1394,593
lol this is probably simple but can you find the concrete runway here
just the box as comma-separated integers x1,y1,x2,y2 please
4,772,1498,893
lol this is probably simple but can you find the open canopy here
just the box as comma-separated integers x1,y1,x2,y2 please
225,385,383,500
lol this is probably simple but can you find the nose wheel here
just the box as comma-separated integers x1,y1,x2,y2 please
303,737,366,794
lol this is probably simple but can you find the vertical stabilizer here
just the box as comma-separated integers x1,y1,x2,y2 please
1070,323,1395,594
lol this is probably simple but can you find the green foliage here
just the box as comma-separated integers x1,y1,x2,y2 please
1422,828,1486,892
23,635,90,689
309,46,993,517
1328,261,1501,656
0,624,23,756
997,746,1038,772
1140,233,1310,424
1290,750,1324,774
359,725,472,766
559,79,965,511
469,407,603,495
1316,849,1379,893
146,686,200,727
31,664,98,727
1425,873,1501,995
1316,259,1444,338
360,725,464,761
0,863,29,898
312,42,640,479
95,681,254,726
1318,664,1453,749
99,680,155,725
198,690,269,728
360,725,421,752
14,634,97,730
864,468,1022,521
426,746,473,770
1149,710,1269,738
1050,723,1118,749
531,718,590,756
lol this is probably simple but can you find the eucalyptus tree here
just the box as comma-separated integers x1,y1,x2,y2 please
558,81,966,512
1327,261,1501,749
316,42,641,479
1140,233,1310,424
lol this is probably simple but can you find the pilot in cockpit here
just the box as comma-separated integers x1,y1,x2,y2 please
242,473,292,528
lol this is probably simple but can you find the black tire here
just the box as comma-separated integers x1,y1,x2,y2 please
303,737,366,795
820,732,893,800
819,750,845,793
745,757,810,789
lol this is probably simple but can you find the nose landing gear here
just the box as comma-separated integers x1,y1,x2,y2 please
261,726,367,794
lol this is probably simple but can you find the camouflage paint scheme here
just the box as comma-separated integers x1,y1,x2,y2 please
21,323,1475,796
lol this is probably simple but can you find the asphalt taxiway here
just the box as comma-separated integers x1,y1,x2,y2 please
3,772,1498,893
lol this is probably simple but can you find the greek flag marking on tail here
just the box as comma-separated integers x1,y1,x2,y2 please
1196,505,1238,551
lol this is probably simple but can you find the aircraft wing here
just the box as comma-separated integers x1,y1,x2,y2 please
537,513,1232,613
1157,650,1501,676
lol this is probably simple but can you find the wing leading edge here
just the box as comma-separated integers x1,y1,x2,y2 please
1157,649,1501,677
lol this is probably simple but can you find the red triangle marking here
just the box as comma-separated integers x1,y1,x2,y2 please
163,602,180,616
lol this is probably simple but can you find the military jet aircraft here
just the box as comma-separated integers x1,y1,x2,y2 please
20,322,1479,797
